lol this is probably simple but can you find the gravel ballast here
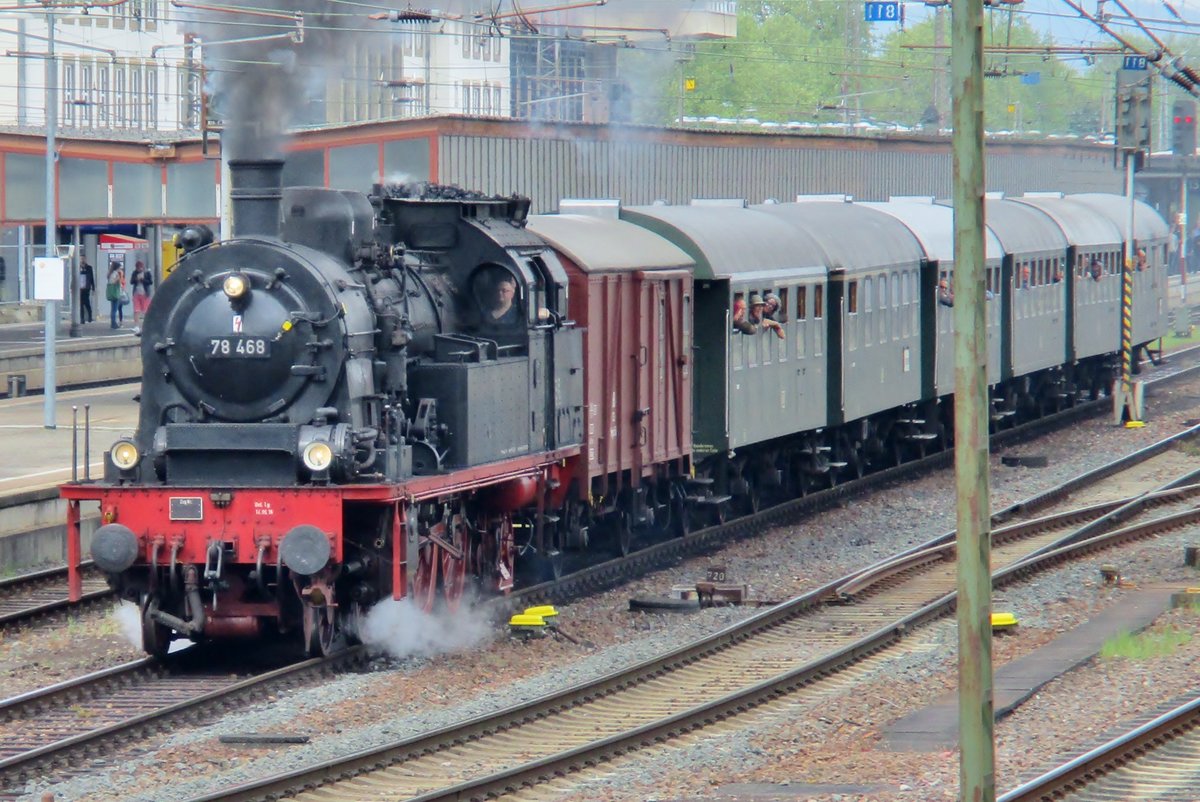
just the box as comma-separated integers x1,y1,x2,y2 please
19,377,1200,802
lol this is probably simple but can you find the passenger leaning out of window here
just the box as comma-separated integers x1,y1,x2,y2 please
734,293,785,339
1135,248,1148,272
937,279,954,307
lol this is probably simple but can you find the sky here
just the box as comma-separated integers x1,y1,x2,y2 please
902,0,1200,51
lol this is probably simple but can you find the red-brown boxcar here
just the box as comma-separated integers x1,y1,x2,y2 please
528,207,695,552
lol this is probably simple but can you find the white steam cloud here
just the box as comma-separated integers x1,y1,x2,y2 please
112,601,143,650
360,597,493,659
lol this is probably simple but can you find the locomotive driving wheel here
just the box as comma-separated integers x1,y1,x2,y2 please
440,515,469,613
141,597,171,659
413,536,439,613
304,603,337,657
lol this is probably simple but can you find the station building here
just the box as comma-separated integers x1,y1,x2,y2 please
0,114,1131,310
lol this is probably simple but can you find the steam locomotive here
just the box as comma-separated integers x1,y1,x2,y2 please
61,160,1169,656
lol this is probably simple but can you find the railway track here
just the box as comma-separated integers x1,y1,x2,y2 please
9,348,1200,799
0,562,111,629
178,421,1200,802
998,695,1200,801
506,345,1200,618
0,645,367,792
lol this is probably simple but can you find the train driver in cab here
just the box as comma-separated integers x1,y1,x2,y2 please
477,269,523,327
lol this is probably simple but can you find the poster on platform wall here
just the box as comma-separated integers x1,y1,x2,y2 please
33,257,65,301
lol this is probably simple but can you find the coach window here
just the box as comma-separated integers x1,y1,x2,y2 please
777,287,789,360
863,277,873,349
877,274,887,344
847,281,858,351
906,272,915,335
796,286,807,358
890,272,900,340
731,292,745,369
813,285,824,356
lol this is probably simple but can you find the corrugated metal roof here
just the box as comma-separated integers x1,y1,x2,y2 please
1011,195,1122,248
1067,194,1170,242
858,200,1003,263
942,198,1068,254
619,205,825,281
527,214,695,273
750,201,925,273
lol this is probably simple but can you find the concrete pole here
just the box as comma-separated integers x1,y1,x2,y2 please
43,11,57,429
1180,167,1188,304
951,0,995,798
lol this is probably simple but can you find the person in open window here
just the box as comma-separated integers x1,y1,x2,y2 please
1135,248,1148,272
1089,258,1103,282
734,293,784,339
762,292,782,321
937,278,954,307
484,272,522,327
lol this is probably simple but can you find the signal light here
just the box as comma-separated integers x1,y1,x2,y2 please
1174,100,1197,156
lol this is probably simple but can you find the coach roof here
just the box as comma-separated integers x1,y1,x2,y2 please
751,200,925,274
526,214,694,273
1011,194,1122,249
1067,193,1171,243
620,205,825,282
858,199,1003,265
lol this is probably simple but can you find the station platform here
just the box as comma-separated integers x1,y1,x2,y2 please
883,588,1177,750
0,317,141,398
0,384,138,567
0,383,139,496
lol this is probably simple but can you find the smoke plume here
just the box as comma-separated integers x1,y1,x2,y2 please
179,1,359,159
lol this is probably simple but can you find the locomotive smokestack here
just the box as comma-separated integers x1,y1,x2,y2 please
229,159,284,238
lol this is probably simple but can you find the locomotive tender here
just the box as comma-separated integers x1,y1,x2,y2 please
61,166,1169,657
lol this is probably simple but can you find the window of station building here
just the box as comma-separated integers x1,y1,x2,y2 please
131,66,143,127
329,144,379,192
166,161,217,218
96,65,110,126
5,153,47,219
402,29,427,57
384,138,431,182
60,158,109,219
146,66,158,128
62,62,76,127
113,161,160,218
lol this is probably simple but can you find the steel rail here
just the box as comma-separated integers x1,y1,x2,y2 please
182,431,1200,802
12,348,1200,795
0,646,366,785
997,696,1200,801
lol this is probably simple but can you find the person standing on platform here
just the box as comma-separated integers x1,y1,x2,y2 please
130,261,152,325
105,262,124,329
78,259,95,324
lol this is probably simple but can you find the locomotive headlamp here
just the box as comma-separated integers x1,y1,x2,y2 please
223,273,249,299
111,440,141,471
302,440,334,472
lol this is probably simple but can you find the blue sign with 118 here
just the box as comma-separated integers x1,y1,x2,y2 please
1122,55,1148,71
865,1,901,22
